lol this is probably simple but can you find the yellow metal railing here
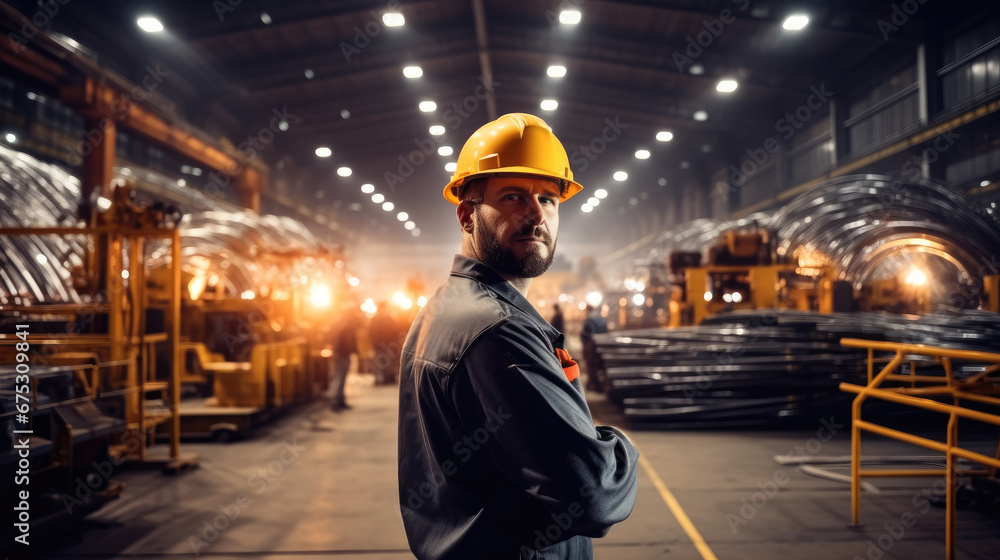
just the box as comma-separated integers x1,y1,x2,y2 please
839,338,1000,560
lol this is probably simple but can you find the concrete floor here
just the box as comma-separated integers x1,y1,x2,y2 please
36,373,1000,560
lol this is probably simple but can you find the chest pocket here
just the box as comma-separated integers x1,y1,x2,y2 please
554,348,579,383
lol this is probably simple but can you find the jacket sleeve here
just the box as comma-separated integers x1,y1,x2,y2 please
448,318,639,538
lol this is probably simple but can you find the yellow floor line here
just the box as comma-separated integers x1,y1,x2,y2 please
637,453,720,560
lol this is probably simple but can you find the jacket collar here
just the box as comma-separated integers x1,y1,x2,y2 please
449,254,562,344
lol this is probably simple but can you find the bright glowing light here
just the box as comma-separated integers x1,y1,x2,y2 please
635,149,651,159
361,183,375,193
981,180,991,187
278,121,289,131
4,133,15,143
309,284,332,308
404,221,416,230
540,99,558,111
635,281,645,292
445,162,457,172
417,296,428,307
782,14,809,30
392,291,413,310
586,291,603,307
260,12,272,24
411,228,421,237
372,193,385,203
613,171,628,181
689,63,704,75
337,166,352,177
121,270,130,280
704,291,713,302
419,101,437,112
96,197,112,211
656,131,674,142
347,276,361,287
624,278,637,290
188,276,207,300
732,292,743,303
723,293,733,303
315,147,332,158
241,290,255,300
382,201,395,211
361,298,378,315
559,10,581,24
581,204,593,213
547,65,567,78
429,125,445,135
304,68,315,79
716,79,738,93
693,110,708,121
632,293,645,306
905,268,928,286
382,12,405,27
578,302,587,311
438,146,453,156
588,197,600,206
137,16,164,33
403,66,423,78
397,212,409,221
595,188,608,198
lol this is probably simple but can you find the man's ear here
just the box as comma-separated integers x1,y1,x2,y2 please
456,201,474,233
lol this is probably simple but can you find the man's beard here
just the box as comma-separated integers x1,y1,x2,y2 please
476,213,556,279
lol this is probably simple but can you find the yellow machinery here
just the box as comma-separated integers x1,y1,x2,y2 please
839,338,1000,560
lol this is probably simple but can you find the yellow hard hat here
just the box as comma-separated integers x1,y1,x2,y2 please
442,113,584,204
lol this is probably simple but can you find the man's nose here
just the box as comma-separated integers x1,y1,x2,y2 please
521,196,545,226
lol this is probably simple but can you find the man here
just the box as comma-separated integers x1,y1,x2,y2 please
580,304,609,392
330,307,358,411
397,113,639,560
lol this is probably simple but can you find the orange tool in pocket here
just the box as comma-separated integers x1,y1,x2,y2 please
554,348,580,383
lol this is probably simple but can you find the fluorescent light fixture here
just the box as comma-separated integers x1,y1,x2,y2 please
404,221,416,230
980,180,991,187
438,146,453,156
260,12,272,25
419,101,437,112
397,212,409,221
315,147,332,158
137,16,164,33
337,166,352,177
304,68,315,79
656,131,674,142
383,12,405,27
382,201,395,211
3,133,15,143
403,66,423,78
717,79,738,93
689,63,704,75
594,188,608,199
613,171,628,182
361,183,375,193
445,162,457,172
588,197,600,206
693,110,708,121
782,14,809,30
547,65,567,78
559,10,581,24
635,149,651,159
540,99,558,111
581,204,593,213
372,193,385,203
277,120,289,131
429,125,445,135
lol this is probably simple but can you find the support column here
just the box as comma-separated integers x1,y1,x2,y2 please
80,117,116,221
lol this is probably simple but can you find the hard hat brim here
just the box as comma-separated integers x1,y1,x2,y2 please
443,168,584,205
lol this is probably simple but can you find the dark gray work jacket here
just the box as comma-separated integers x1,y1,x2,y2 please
398,255,639,560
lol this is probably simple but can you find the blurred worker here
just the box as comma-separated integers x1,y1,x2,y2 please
549,302,565,333
369,302,401,385
580,304,609,392
397,113,638,560
330,308,358,411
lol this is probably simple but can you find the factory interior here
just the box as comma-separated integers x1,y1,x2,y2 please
2,0,1000,558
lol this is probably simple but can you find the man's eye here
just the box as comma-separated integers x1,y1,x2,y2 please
503,193,521,201
540,197,557,205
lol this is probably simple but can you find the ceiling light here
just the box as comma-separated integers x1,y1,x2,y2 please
372,193,385,203
4,133,15,143
613,171,628,181
361,183,375,193
304,68,315,79
419,101,437,112
635,149,651,159
337,166,352,177
382,201,395,211
445,162,457,172
277,121,289,131
782,14,809,30
397,212,409,221
595,188,608,198
582,204,593,213
438,146,453,156
315,147,332,158
429,125,445,135
547,65,567,78
559,10,581,24
980,180,991,187
693,110,708,121
540,99,558,111
411,228,421,237
403,66,423,79
689,63,704,75
656,131,674,142
588,197,600,206
716,79,738,93
383,12,405,27
137,16,164,33
404,221,416,230
260,12,272,25
340,109,351,119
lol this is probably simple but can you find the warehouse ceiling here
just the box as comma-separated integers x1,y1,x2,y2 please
2,0,993,270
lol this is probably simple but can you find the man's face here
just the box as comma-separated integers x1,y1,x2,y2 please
466,176,561,279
